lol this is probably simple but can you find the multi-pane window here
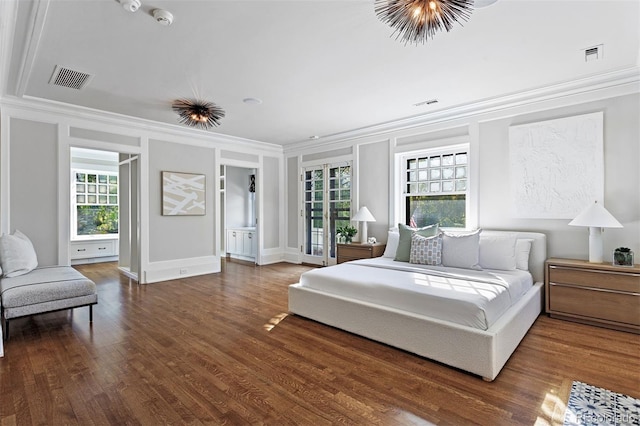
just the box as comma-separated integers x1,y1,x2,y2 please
403,148,468,228
73,170,119,237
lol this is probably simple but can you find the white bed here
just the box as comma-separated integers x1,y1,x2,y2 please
288,230,546,381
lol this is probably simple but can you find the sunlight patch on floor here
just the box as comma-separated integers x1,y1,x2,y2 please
535,389,566,426
263,313,288,331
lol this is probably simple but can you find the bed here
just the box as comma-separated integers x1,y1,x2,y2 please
288,230,546,381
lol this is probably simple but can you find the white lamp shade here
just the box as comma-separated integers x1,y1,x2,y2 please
568,201,623,228
352,206,376,222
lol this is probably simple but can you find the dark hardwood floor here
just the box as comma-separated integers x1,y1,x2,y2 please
1,260,638,425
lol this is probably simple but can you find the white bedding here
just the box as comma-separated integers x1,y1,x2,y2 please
298,257,533,330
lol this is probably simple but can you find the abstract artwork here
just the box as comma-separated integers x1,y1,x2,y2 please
162,171,206,216
509,112,603,219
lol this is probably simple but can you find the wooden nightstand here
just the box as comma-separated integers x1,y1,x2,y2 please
545,258,640,334
337,243,386,264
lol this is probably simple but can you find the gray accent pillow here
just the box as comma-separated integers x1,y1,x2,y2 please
0,230,39,278
394,223,439,262
442,229,482,270
409,233,443,265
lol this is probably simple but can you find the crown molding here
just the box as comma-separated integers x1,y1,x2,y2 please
283,66,640,154
0,0,19,96
0,95,284,155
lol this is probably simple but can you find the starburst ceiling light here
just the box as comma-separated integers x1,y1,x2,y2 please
375,0,474,45
172,99,225,129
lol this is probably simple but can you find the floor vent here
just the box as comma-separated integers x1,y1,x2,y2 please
48,65,93,90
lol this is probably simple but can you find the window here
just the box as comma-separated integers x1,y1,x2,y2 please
402,146,469,228
72,170,119,238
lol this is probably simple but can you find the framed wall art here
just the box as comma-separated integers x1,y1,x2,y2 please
509,111,603,219
162,171,206,216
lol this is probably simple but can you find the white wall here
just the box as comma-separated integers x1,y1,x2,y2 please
477,93,639,259
7,118,59,266
148,139,216,263
0,97,284,282
284,89,640,264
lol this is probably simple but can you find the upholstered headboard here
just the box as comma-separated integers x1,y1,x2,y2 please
481,230,547,284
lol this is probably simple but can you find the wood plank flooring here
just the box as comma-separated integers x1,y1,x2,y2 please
1,260,638,425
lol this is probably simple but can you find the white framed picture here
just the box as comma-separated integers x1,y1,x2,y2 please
161,171,206,216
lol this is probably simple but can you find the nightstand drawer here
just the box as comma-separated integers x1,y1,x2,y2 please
549,266,640,293
549,283,640,326
336,243,386,264
339,246,372,258
545,258,640,333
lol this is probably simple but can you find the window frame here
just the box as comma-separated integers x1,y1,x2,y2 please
71,168,120,241
397,142,472,230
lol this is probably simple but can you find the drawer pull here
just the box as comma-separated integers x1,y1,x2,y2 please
77,248,86,252
98,247,106,250
550,282,640,296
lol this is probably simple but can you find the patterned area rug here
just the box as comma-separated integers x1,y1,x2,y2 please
564,381,640,426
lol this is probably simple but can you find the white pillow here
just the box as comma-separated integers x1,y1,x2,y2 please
382,231,399,258
0,230,38,278
409,233,442,265
516,238,533,271
441,229,482,270
479,234,517,270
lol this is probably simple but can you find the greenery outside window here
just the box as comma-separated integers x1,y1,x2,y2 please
402,145,469,229
72,170,119,238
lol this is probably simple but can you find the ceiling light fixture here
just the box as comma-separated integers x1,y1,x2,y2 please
375,0,474,45
172,99,225,130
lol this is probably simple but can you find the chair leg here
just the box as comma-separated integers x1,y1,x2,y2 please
4,320,9,341
89,305,93,323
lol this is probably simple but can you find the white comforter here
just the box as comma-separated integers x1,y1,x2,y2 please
298,258,533,330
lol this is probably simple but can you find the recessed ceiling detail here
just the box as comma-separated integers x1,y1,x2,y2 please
243,97,263,105
48,65,93,90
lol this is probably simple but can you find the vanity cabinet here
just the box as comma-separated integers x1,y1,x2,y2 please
226,227,256,261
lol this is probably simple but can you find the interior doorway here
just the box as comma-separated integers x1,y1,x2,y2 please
221,165,258,263
68,147,140,280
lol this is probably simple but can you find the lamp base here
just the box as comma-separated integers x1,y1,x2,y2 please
588,226,604,263
360,222,368,245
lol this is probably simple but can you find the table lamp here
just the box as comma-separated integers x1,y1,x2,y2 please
352,206,376,244
568,201,623,263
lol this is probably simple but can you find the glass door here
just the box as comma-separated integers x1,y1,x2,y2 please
302,162,351,265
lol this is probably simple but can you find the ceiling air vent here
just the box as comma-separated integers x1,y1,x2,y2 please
48,65,93,90
584,44,603,62
413,99,439,107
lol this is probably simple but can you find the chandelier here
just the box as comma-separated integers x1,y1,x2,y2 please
375,0,474,45
172,99,225,129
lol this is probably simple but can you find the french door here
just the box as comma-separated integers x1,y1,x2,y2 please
302,162,351,266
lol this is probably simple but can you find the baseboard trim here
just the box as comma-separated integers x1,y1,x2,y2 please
143,255,221,284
